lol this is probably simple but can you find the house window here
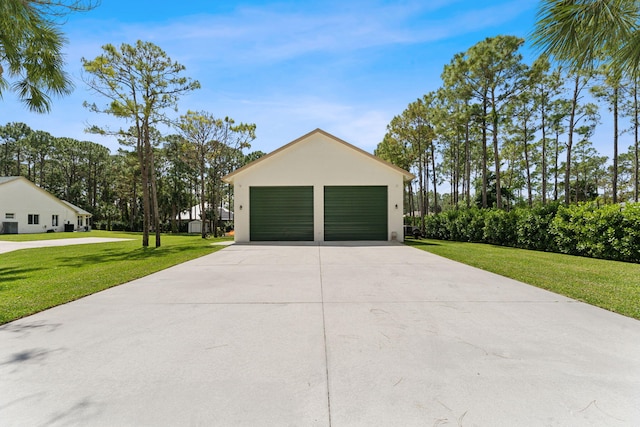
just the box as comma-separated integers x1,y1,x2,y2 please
52,215,59,227
77,216,82,226
28,214,40,225
5,213,14,219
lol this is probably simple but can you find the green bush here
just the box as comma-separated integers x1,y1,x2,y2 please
549,204,580,256
587,204,625,260
516,203,559,251
551,202,640,262
109,221,128,231
444,210,462,241
618,203,640,262
483,209,518,246
422,202,640,263
424,213,448,240
451,207,486,242
550,203,617,259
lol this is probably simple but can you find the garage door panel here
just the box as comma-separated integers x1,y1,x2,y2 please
324,186,387,241
250,186,314,241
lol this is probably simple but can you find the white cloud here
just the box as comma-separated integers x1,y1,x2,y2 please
203,93,395,153
64,0,537,68
1,0,540,156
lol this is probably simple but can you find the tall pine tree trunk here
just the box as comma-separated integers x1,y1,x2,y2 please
524,122,533,207
465,119,471,207
481,97,488,208
491,93,502,209
138,123,150,247
612,85,619,204
540,91,548,205
565,75,579,205
431,142,438,213
149,148,161,247
635,81,639,202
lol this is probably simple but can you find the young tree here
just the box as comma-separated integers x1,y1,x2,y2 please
562,70,599,204
112,149,142,231
571,134,606,202
442,52,490,207
444,36,525,209
0,0,98,112
28,130,55,186
50,137,85,204
162,134,193,233
621,75,640,201
82,41,200,247
531,58,564,204
592,66,624,203
375,133,415,214
504,63,540,207
384,97,435,231
0,122,32,176
176,111,255,238
548,99,570,201
434,87,469,209
207,118,255,236
618,147,638,201
469,36,525,209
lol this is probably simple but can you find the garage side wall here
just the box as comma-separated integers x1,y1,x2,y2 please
231,133,405,242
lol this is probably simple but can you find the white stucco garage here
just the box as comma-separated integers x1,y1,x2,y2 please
223,129,414,243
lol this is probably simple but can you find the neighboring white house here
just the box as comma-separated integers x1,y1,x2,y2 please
176,204,234,222
222,128,414,243
0,176,92,234
176,204,234,234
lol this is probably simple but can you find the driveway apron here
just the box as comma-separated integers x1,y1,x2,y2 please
1,242,639,426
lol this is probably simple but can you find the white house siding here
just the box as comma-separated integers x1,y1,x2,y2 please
0,177,90,234
224,130,413,243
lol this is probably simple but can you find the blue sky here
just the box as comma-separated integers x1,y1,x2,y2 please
5,0,602,158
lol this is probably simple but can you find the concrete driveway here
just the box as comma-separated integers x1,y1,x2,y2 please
1,242,639,426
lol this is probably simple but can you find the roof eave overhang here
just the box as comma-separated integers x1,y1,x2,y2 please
222,128,415,183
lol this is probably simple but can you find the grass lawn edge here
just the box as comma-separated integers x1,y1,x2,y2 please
404,238,640,321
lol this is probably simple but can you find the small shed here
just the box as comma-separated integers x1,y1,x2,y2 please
222,129,414,242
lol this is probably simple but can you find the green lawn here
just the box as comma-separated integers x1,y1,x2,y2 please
0,231,231,324
406,238,640,320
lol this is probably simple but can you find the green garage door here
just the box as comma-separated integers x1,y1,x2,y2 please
250,186,314,241
324,186,388,241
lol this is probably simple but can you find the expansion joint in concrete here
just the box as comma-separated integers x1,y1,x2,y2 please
318,246,332,427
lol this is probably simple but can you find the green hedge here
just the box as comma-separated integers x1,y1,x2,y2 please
422,202,640,263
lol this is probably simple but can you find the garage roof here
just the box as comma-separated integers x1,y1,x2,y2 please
222,128,415,183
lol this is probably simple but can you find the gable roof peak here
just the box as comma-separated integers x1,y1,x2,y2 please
223,128,414,183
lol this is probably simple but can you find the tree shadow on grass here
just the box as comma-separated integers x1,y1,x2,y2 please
52,245,214,268
0,267,45,284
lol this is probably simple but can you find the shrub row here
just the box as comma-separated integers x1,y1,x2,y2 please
422,202,640,263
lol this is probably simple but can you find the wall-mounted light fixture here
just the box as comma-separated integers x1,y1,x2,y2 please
239,205,243,210
395,204,398,209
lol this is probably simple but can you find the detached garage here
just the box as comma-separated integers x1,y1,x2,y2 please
223,129,414,243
